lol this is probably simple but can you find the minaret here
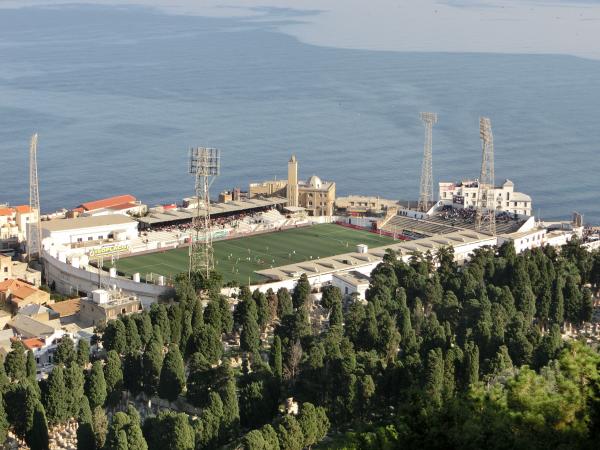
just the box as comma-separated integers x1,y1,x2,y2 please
287,154,299,207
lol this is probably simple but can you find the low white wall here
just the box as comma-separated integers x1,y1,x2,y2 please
43,250,172,307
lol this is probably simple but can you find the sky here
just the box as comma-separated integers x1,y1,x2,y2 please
1,0,600,59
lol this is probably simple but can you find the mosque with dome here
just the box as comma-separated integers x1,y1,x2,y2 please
248,154,336,216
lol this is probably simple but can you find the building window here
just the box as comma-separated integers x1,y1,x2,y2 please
88,237,93,241
77,238,83,242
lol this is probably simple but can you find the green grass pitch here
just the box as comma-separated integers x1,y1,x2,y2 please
113,223,395,285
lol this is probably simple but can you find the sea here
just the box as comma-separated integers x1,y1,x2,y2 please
0,4,599,223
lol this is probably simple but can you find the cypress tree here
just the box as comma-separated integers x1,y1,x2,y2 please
187,324,222,363
76,397,95,450
463,341,479,388
255,291,270,332
0,392,8,445
186,353,212,407
241,299,260,353
329,299,343,328
65,363,86,418
271,336,283,380
86,361,107,409
76,339,91,367
425,348,444,408
135,312,153,347
126,405,148,450
5,340,27,381
103,320,127,355
292,274,311,309
158,344,185,402
43,365,69,425
150,304,172,344
218,295,234,334
26,349,37,382
142,341,163,397
123,351,143,395
124,316,142,353
104,350,124,405
277,415,303,450
277,287,293,318
219,364,240,435
203,300,222,333
26,401,49,450
55,335,76,367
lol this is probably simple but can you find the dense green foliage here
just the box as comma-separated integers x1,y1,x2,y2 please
0,237,598,450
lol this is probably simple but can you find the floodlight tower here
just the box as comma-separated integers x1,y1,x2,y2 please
28,133,43,261
418,112,437,212
475,117,496,235
188,147,220,280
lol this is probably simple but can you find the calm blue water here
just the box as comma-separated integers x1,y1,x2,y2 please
0,5,599,223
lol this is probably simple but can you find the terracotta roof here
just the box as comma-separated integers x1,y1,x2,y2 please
15,205,32,214
49,298,80,317
108,202,137,211
22,337,44,350
0,208,15,217
80,195,136,211
0,279,39,301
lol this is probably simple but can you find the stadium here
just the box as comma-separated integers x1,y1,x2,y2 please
112,224,394,285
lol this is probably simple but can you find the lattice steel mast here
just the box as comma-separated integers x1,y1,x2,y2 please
418,112,437,212
28,133,43,261
188,147,220,280
475,117,496,235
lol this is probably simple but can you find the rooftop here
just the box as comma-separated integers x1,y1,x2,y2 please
42,214,136,232
80,194,137,211
0,279,40,301
49,298,81,317
9,314,58,338
138,197,287,226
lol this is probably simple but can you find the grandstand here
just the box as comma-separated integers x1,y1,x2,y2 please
380,206,528,238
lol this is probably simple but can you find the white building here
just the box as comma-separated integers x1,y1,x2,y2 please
332,271,371,300
438,179,532,216
42,214,138,251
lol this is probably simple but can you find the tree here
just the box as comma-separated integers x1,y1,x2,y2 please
241,298,261,353
104,350,124,405
26,349,37,382
42,365,69,425
126,405,148,450
77,339,91,367
298,402,329,448
292,274,311,309
4,381,39,440
321,285,342,311
329,299,343,328
92,407,109,449
142,341,163,396
76,397,95,450
186,324,222,363
271,336,283,380
103,319,127,354
158,344,186,402
277,288,293,318
243,430,265,449
134,312,154,347
219,364,240,436
255,290,270,332
86,361,107,409
277,415,304,450
261,424,280,450
26,401,49,450
150,304,172,344
425,348,444,408
0,391,8,445
55,335,76,367
143,411,194,450
123,351,143,395
5,340,27,381
123,315,142,353
186,353,213,407
218,295,234,334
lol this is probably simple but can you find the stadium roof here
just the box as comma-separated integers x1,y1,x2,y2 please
137,197,288,226
256,230,496,282
42,214,136,232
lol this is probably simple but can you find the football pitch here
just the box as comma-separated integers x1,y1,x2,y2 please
114,224,395,285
